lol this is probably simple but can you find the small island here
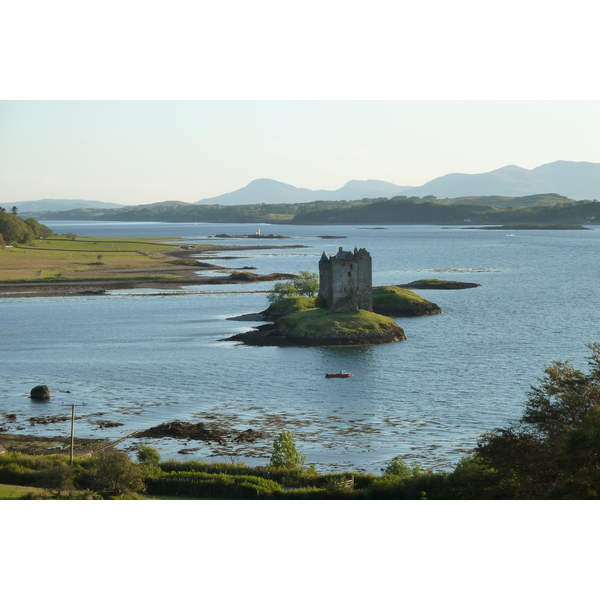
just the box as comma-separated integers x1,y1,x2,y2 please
468,224,590,230
224,247,445,347
396,278,480,290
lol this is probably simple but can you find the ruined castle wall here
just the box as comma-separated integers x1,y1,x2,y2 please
319,259,333,306
320,248,372,311
356,252,373,311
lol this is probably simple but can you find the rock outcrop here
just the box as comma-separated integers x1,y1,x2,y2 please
30,385,50,400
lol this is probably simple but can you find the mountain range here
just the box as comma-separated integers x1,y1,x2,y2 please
10,160,600,213
195,161,600,205
10,199,125,212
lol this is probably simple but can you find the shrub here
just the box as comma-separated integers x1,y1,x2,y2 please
145,471,283,499
92,450,146,495
136,444,161,466
269,430,306,470
266,271,319,303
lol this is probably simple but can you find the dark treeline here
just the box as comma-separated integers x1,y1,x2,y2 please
19,194,600,226
293,197,600,225
0,209,53,246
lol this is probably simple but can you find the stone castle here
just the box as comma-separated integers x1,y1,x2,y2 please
319,247,372,311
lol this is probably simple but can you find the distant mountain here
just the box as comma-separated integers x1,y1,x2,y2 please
13,199,125,213
12,161,600,214
403,161,600,200
196,178,412,205
196,162,600,205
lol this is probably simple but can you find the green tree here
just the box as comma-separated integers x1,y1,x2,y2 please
267,281,298,304
266,271,319,303
0,213,34,245
24,217,52,239
92,450,146,496
36,464,76,497
293,271,319,297
269,430,306,469
383,458,425,478
136,444,161,466
472,343,600,499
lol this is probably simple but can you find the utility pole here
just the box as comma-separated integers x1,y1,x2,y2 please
63,402,85,466
70,404,75,465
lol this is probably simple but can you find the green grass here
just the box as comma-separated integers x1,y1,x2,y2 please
0,235,218,283
372,286,431,309
0,483,50,499
269,296,318,312
408,279,451,287
278,308,399,336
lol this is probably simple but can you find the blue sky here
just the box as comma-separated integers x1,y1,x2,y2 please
2,100,600,205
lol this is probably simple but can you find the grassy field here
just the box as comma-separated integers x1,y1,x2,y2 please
0,483,51,499
0,235,213,283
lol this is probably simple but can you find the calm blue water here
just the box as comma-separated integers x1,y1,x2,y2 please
1,221,599,472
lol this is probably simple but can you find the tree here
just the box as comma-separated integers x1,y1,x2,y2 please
266,271,319,303
136,444,161,466
472,343,600,499
0,213,34,245
36,464,76,497
269,430,306,469
24,217,52,239
11,206,18,215
293,271,319,297
267,281,298,304
92,450,146,495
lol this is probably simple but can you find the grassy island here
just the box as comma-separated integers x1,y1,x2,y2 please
277,308,406,345
264,286,442,320
372,286,442,316
227,284,445,346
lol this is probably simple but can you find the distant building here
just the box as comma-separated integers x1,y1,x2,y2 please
319,247,372,311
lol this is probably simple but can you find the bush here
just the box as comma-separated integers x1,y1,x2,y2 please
269,430,306,470
145,471,283,499
92,450,146,495
136,444,161,466
266,271,319,303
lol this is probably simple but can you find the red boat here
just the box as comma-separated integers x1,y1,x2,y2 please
325,371,354,378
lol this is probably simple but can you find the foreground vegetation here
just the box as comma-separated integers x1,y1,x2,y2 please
3,344,600,499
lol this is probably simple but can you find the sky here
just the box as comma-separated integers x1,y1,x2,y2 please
3,1,600,206
3,100,600,205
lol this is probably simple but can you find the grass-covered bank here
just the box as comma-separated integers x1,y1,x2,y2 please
372,286,442,316
0,234,209,283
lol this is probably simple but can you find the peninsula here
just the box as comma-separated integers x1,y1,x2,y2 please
0,234,307,298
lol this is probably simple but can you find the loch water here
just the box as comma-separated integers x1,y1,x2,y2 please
1,221,599,472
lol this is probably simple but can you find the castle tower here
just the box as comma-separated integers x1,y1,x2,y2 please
319,247,372,311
